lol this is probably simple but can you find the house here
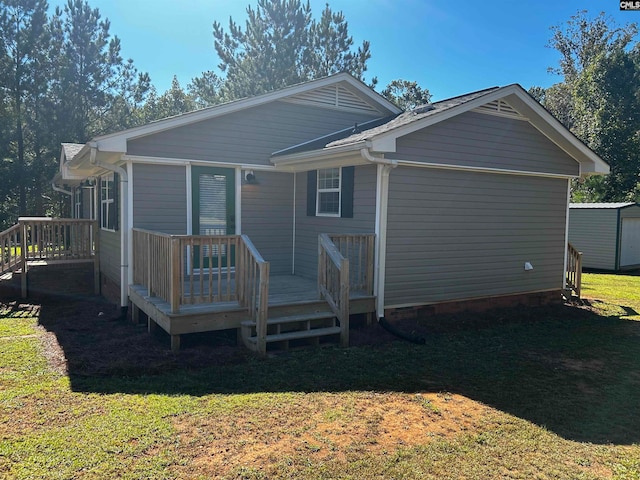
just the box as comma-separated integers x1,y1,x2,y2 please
569,203,640,271
53,73,609,353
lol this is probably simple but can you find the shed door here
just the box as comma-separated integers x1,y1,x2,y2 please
620,218,640,267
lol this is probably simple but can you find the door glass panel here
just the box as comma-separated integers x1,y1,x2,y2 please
199,174,227,259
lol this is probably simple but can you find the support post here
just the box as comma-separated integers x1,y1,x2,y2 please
21,221,27,298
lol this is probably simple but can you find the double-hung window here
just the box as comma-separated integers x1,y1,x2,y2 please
100,173,117,231
316,168,341,216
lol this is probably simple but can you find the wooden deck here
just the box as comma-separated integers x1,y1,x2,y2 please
129,274,375,347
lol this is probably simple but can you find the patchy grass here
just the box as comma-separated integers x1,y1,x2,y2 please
1,273,640,479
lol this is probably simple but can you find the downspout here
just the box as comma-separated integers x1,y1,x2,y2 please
90,143,129,315
51,181,72,197
360,148,397,321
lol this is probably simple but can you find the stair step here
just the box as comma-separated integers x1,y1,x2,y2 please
246,326,341,344
240,311,335,328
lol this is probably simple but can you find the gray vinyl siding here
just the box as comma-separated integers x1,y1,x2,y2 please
620,205,640,221
241,171,294,275
127,101,379,165
294,164,377,280
568,209,618,270
99,229,121,286
385,168,568,307
388,111,579,176
132,164,187,234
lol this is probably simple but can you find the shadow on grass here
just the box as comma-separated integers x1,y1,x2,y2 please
25,295,640,445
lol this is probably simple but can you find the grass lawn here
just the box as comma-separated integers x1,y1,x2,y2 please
1,273,639,479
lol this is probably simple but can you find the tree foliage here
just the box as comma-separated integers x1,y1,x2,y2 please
212,0,372,100
381,79,431,110
536,11,640,202
0,0,150,227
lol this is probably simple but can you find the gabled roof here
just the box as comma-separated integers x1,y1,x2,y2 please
271,83,610,176
570,202,637,209
273,87,499,157
61,143,84,161
67,73,402,163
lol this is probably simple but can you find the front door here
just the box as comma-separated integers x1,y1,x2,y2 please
192,166,236,269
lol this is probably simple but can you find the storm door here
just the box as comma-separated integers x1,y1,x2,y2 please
191,166,235,269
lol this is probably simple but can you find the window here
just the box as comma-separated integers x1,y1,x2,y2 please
100,173,118,230
74,188,82,219
306,166,354,218
317,168,341,216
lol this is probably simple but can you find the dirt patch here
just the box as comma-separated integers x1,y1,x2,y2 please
172,392,489,477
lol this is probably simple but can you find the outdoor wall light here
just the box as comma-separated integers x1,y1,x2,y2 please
244,170,258,185
524,262,534,271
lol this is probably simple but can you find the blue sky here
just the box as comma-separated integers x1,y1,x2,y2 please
50,0,638,101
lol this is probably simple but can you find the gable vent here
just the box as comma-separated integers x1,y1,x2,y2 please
473,99,526,119
286,85,381,114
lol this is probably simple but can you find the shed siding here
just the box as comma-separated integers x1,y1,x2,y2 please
385,168,568,307
389,111,579,176
294,164,377,280
127,101,379,165
241,171,294,275
132,164,187,234
568,209,618,270
619,205,640,221
99,229,121,286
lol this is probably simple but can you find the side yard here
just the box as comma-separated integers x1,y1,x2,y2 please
1,273,639,479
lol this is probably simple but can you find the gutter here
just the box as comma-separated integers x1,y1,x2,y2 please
90,143,129,313
360,147,398,321
51,179,72,197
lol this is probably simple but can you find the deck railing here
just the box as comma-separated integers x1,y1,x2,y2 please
1,218,99,296
328,233,375,295
566,242,583,299
318,233,350,347
132,229,270,323
0,224,22,276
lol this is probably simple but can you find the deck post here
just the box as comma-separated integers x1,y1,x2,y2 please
256,261,270,355
170,237,181,314
147,316,157,334
131,304,140,324
339,257,350,347
93,221,100,295
20,221,27,298
171,334,181,352
575,251,583,299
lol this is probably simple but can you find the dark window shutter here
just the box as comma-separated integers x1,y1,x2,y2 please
112,173,119,231
306,170,317,216
341,166,354,218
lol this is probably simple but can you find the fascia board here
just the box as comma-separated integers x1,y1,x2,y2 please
271,142,365,167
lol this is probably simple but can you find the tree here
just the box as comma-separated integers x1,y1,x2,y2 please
141,76,196,122
212,0,372,100
0,0,150,227
51,0,150,141
187,70,223,108
381,79,431,110
540,11,640,202
0,0,50,218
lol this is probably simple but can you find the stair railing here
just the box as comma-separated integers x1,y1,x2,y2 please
318,233,349,347
237,234,270,355
0,224,22,276
566,242,583,299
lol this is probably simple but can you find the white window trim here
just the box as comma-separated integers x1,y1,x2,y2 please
101,173,116,232
316,167,341,217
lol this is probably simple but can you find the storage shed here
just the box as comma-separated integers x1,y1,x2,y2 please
569,203,640,271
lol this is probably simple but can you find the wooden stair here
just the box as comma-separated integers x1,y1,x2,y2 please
240,308,341,352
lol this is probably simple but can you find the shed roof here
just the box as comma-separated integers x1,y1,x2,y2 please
570,202,637,209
